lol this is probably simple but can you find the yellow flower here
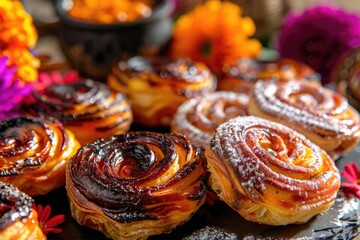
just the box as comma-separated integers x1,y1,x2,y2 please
0,0,37,49
0,0,39,83
2,47,40,83
170,0,262,75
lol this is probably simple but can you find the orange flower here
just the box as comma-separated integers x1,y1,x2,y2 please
0,0,37,49
2,47,40,83
0,1,39,83
170,0,262,75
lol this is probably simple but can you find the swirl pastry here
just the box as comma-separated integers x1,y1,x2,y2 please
248,80,360,159
0,183,45,240
0,117,80,196
25,79,132,146
205,116,340,225
218,58,319,94
108,56,217,126
171,91,249,149
66,132,207,240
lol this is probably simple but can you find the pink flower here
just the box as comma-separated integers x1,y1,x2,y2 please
277,5,360,84
341,162,360,198
32,70,79,91
34,204,65,235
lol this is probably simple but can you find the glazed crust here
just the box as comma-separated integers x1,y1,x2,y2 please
205,116,340,226
66,132,207,240
171,91,249,149
248,80,360,159
108,57,216,126
0,183,46,240
0,117,80,196
218,58,318,94
25,79,132,146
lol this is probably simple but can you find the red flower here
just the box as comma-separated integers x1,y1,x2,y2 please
34,204,65,235
341,162,360,198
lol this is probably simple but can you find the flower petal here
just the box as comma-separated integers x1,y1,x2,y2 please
42,227,63,234
44,214,65,228
39,205,52,223
36,204,43,216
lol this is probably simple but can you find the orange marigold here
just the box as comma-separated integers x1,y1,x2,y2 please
170,0,262,75
0,0,39,83
2,47,40,83
0,0,37,49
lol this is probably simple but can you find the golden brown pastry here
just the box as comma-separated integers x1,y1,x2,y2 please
108,56,217,126
248,80,360,159
0,117,80,196
25,79,132,146
205,116,341,226
218,58,319,93
0,183,45,240
171,91,249,149
66,132,207,240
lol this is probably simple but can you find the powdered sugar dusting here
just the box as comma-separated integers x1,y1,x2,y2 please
172,91,248,149
251,80,360,137
210,116,340,206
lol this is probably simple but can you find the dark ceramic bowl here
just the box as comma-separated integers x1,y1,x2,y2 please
56,0,174,79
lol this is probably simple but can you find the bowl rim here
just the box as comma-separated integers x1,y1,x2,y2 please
55,0,175,29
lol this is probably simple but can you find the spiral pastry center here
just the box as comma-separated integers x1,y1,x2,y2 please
0,118,59,177
69,132,206,223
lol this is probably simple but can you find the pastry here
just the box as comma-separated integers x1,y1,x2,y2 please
0,183,45,240
0,117,80,196
171,91,249,149
218,58,319,94
25,79,132,146
66,132,207,240
249,80,360,159
205,116,341,225
333,46,360,111
108,56,217,126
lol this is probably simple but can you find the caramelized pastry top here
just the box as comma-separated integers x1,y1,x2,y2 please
27,79,131,127
223,58,318,83
111,56,217,97
69,132,207,223
0,117,71,177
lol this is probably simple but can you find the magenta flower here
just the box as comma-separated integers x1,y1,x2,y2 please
277,5,360,84
341,162,360,198
0,56,32,119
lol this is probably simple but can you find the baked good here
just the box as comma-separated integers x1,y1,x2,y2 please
108,56,217,126
25,79,132,146
0,183,45,240
248,80,360,159
0,117,80,196
218,58,319,93
66,132,207,240
205,116,341,226
333,46,360,111
171,91,249,149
